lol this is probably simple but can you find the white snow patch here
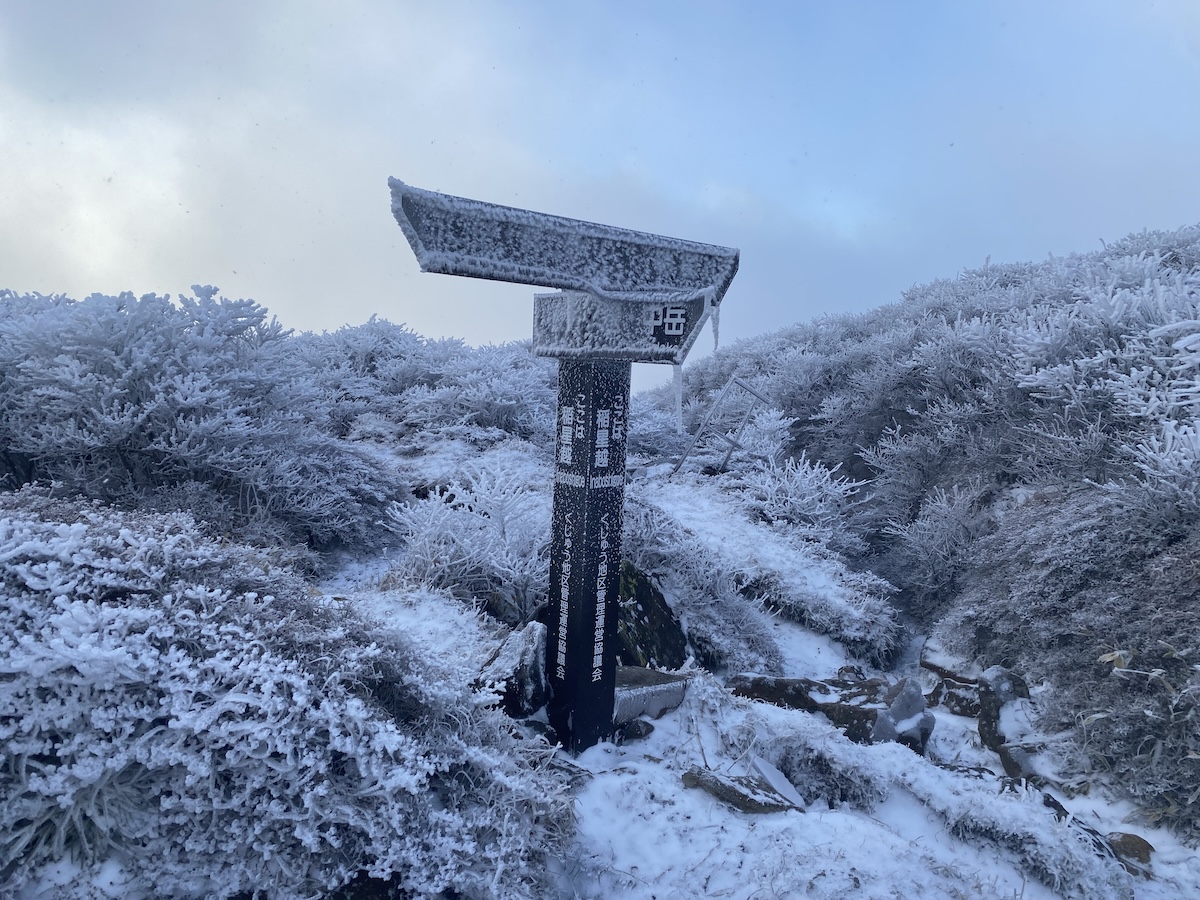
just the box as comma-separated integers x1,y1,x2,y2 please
343,585,507,682
558,678,1089,899
769,614,853,680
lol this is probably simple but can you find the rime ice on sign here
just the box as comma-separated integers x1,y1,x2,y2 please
389,178,739,751
389,178,738,305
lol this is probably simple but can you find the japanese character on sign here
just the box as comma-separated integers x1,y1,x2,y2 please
559,405,575,464
662,307,687,335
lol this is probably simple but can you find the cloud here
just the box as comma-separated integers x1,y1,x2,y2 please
0,83,193,296
2,0,1199,371
0,1,547,341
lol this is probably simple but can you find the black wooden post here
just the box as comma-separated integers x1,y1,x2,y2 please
545,359,631,750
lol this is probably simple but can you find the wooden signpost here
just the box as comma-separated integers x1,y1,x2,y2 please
390,178,738,750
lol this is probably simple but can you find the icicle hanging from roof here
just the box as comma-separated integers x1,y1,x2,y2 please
711,301,720,352
673,363,684,434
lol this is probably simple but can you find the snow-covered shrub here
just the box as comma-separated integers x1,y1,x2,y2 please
625,474,899,668
1127,419,1200,524
935,486,1200,839
1009,253,1200,528
644,221,1200,841
395,342,558,447
0,289,404,551
290,318,463,439
622,496,784,674
386,465,552,625
880,481,993,617
624,389,689,462
732,451,866,556
0,488,569,898
736,560,898,667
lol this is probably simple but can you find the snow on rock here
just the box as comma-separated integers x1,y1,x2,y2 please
477,620,548,718
613,666,689,724
557,675,1140,899
729,672,937,755
680,765,799,814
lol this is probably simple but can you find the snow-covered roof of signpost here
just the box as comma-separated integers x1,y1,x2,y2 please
388,178,740,307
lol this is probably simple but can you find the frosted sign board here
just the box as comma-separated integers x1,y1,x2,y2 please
389,179,739,750
531,290,707,362
390,178,738,364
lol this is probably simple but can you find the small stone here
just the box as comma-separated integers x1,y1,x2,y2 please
1107,832,1154,870
681,766,799,813
617,718,655,743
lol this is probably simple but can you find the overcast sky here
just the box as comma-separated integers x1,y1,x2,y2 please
2,1,1199,387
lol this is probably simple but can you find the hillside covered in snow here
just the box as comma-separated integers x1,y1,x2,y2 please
3,223,1200,898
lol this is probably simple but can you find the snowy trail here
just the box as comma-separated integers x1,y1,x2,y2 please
635,472,881,677
562,473,1200,899
330,479,1200,900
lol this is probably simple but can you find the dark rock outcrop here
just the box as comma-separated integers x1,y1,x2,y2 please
728,672,936,755
616,718,655,743
617,561,688,670
925,677,981,718
977,666,1038,782
1106,832,1154,877
920,641,981,717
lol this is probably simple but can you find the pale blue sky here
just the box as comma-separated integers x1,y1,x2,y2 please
2,1,1198,385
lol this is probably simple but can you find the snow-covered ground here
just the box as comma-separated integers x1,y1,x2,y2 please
563,669,1064,900
332,571,1200,899
30,543,1198,898
326,466,1200,900
547,633,1200,899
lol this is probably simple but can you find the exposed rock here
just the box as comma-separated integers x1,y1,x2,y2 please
616,718,655,743
977,666,1038,782
996,745,1038,782
982,666,1029,703
681,765,800,814
919,638,982,684
477,621,547,718
727,673,936,755
617,561,688,669
920,641,982,717
1106,832,1154,876
872,679,937,753
614,666,689,724
977,666,1025,751
1043,794,1155,877
926,677,981,717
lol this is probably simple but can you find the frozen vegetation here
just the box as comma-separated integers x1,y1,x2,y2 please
3,221,1200,897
